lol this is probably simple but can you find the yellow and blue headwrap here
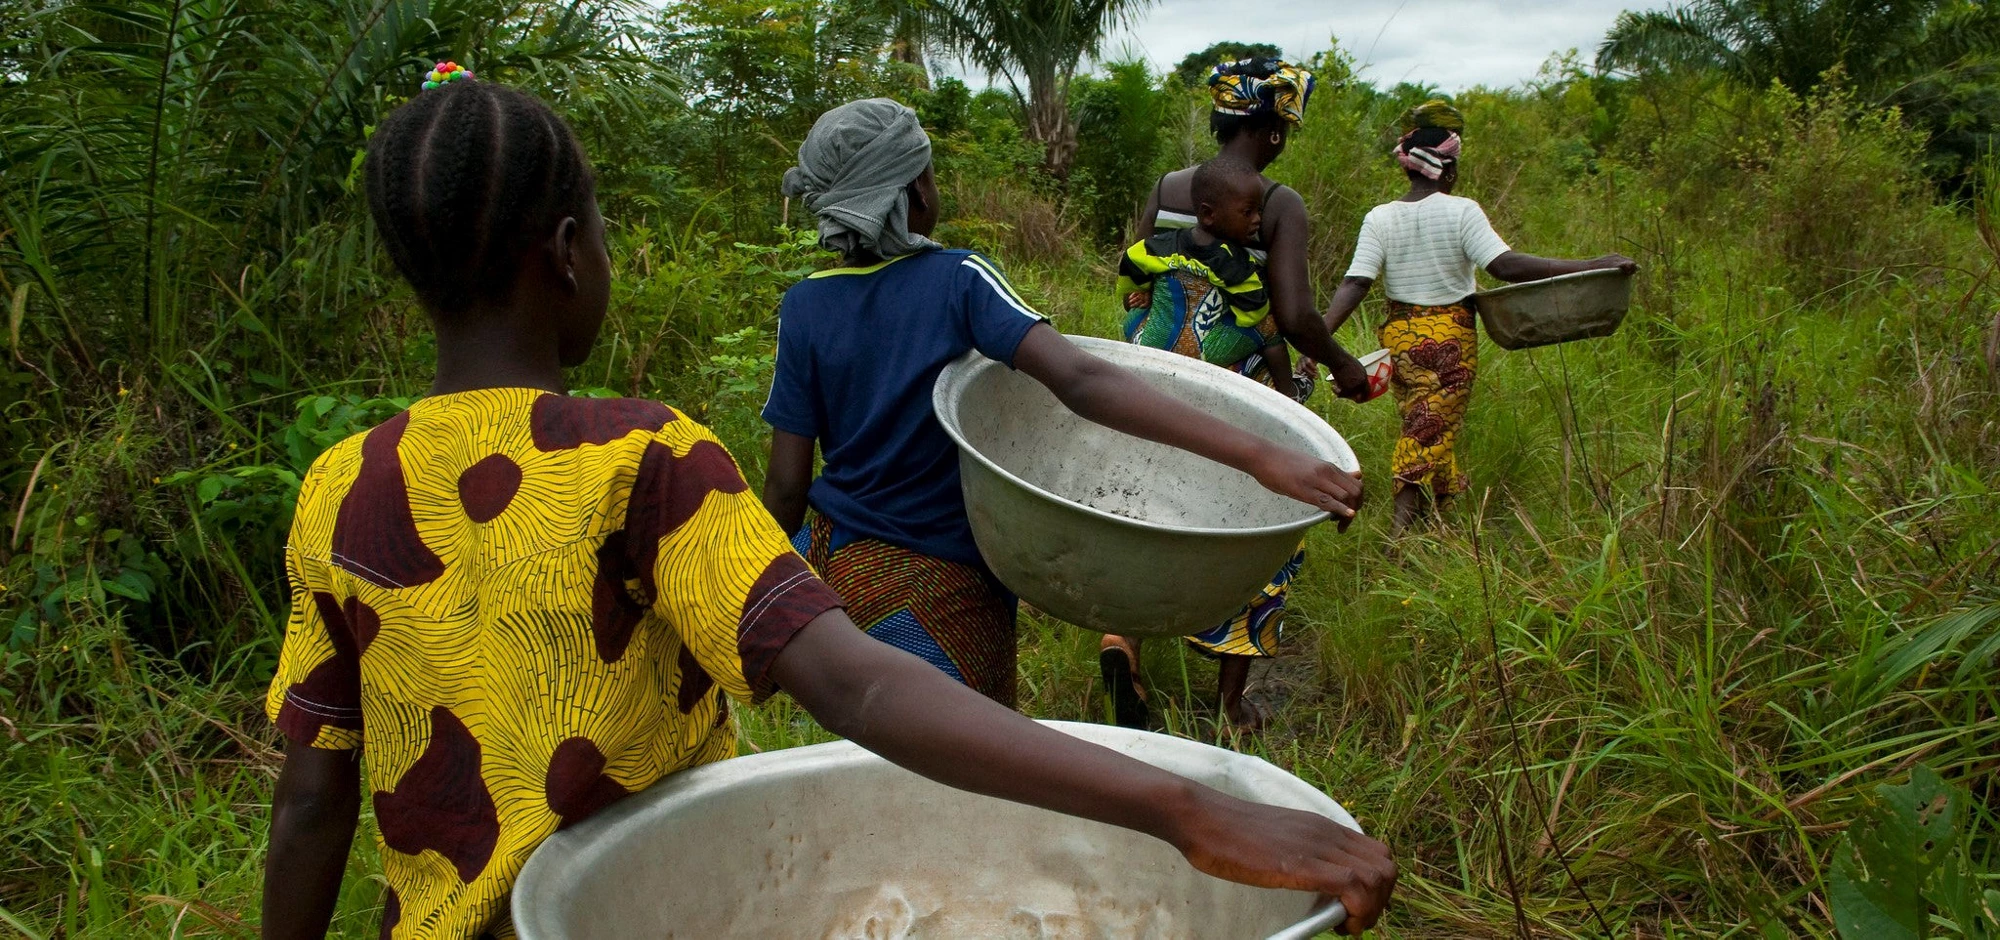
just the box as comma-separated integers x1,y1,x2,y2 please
1399,99,1465,133
1208,58,1317,126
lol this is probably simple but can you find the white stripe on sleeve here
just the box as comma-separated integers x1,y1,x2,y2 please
961,258,1042,320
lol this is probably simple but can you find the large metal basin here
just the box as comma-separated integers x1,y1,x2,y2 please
1475,268,1633,350
932,336,1357,637
513,721,1358,939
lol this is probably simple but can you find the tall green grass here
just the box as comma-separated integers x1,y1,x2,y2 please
1,8,1996,937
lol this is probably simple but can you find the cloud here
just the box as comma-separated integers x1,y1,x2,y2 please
944,0,1669,92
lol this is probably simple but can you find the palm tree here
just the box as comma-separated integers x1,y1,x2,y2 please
1596,0,2000,100
884,3,932,83
0,0,662,368
922,0,1155,178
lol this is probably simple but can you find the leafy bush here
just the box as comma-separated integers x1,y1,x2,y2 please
1751,87,1941,297
1069,59,1171,243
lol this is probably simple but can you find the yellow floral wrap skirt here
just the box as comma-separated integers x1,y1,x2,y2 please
1380,299,1478,498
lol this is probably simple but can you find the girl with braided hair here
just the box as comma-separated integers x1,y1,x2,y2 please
1322,99,1636,533
259,78,1396,939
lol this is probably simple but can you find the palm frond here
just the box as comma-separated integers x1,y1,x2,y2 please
1598,0,1995,97
918,0,1151,173
0,0,675,372
1597,4,1747,81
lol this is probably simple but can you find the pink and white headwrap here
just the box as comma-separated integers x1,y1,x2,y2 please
1394,129,1461,180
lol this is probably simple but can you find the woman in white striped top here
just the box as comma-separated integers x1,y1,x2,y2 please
1321,100,1635,533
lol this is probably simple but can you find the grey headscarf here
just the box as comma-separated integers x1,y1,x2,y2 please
782,98,940,259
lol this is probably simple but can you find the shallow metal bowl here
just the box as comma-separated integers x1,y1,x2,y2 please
932,336,1357,637
1475,268,1634,350
513,721,1357,940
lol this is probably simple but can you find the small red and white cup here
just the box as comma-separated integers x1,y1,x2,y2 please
1359,349,1393,400
1324,349,1393,402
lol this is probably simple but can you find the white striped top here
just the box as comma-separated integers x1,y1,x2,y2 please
1345,193,1511,306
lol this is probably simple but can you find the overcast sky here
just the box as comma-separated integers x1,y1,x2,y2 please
947,0,1674,93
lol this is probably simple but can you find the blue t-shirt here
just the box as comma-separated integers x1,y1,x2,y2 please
762,248,1047,567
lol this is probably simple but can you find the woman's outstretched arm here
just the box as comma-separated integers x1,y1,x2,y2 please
771,609,1398,934
1486,251,1636,283
1012,324,1362,524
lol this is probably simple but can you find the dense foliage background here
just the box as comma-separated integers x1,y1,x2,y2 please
1,0,1997,936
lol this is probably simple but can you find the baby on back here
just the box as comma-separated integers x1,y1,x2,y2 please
1190,154,1266,246
1117,155,1307,401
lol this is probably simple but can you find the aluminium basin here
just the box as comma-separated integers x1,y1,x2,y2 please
1474,267,1634,350
512,721,1357,940
932,335,1358,637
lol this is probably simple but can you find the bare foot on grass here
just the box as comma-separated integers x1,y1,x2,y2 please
1221,692,1270,733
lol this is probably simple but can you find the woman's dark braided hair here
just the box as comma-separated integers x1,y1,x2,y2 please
364,78,595,315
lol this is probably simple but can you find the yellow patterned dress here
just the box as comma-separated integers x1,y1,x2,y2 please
1379,300,1479,498
266,388,841,939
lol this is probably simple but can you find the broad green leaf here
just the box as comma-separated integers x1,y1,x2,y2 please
100,577,148,602
1830,765,1959,940
8,609,36,650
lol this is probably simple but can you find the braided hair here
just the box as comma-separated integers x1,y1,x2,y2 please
364,79,596,315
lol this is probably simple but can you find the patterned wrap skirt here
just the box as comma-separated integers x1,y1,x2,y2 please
1184,547,1304,657
1380,298,1479,499
791,515,1019,706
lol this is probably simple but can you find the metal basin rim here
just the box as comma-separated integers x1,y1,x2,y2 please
932,340,1354,540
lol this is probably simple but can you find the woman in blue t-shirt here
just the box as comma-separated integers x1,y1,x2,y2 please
760,98,1365,706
